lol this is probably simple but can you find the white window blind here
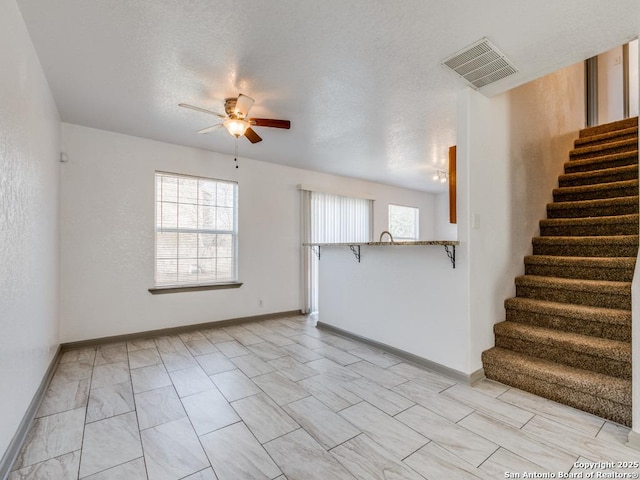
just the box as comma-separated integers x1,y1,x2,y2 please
303,190,372,313
388,204,419,241
155,172,238,286
310,191,371,243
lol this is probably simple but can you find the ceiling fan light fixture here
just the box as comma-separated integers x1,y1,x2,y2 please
223,118,250,137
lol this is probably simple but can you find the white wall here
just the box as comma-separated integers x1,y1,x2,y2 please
60,124,437,342
434,192,457,240
318,246,469,373
0,0,61,458
460,61,586,372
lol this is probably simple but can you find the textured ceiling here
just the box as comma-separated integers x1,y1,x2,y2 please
15,0,640,192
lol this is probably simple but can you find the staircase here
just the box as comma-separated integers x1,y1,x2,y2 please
482,117,639,426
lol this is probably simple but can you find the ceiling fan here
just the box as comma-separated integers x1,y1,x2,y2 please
179,94,290,144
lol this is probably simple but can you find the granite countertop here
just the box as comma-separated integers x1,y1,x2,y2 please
303,240,459,246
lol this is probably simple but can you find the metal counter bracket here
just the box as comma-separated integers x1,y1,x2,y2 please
349,245,361,263
444,245,456,269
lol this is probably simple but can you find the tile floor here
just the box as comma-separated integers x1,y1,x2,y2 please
8,315,640,480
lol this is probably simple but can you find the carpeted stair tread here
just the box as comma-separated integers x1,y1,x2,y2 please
494,321,630,366
579,117,638,138
546,196,639,219
564,150,638,173
482,347,631,425
553,179,639,202
569,139,638,162
523,255,635,282
539,214,638,236
515,275,630,309
532,235,639,257
558,164,638,188
504,297,631,342
483,347,630,405
574,126,638,148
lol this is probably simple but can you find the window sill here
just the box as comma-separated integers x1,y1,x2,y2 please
148,282,243,294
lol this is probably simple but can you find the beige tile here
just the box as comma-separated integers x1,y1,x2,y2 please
280,343,323,363
231,353,276,377
396,405,498,467
83,457,147,480
202,329,234,344
331,434,425,480
305,358,361,382
291,334,325,349
86,381,135,423
597,421,632,445
196,351,236,375
264,429,354,480
182,388,240,435
216,340,250,358
387,362,455,391
252,371,309,405
346,361,409,389
169,365,214,397
50,360,93,386
231,393,298,443
342,377,414,415
224,326,263,346
403,441,484,480
247,342,287,361
141,417,209,480
183,468,218,480
9,450,80,480
185,338,218,356
458,412,576,472
312,343,361,366
284,396,360,449
268,356,319,382
392,380,474,422
498,387,604,436
347,346,401,368
178,331,207,342
126,338,157,352
339,402,428,460
59,348,95,365
94,344,128,366
210,369,261,402
127,347,162,369
298,374,361,412
135,385,186,430
14,408,85,470
259,332,296,347
479,447,549,478
79,412,142,478
90,362,130,389
201,422,281,480
36,378,90,418
159,349,197,372
442,383,534,428
130,364,172,394
471,379,510,398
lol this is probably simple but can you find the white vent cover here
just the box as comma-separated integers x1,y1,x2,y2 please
442,38,518,89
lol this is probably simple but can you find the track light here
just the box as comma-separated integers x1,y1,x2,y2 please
433,170,448,183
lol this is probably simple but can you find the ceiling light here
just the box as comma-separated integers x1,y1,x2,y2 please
223,118,250,138
433,170,448,183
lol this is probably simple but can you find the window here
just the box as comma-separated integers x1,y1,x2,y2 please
154,172,238,288
388,204,419,241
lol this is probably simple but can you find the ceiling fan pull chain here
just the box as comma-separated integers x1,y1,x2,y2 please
234,137,239,168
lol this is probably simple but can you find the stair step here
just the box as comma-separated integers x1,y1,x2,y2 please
569,140,638,162
482,347,631,426
553,179,638,202
558,164,637,188
532,235,639,258
579,117,638,138
515,275,631,310
539,214,639,237
565,150,638,173
546,196,639,218
524,255,635,282
574,126,638,148
505,297,631,341
494,322,630,379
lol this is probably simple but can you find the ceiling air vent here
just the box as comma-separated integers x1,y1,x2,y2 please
442,38,518,89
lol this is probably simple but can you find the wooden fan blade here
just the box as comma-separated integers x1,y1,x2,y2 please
244,127,262,143
250,118,291,129
235,94,255,118
179,103,225,118
197,124,222,134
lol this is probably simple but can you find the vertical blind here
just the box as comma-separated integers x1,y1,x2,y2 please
310,191,372,243
303,190,372,312
155,172,238,286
